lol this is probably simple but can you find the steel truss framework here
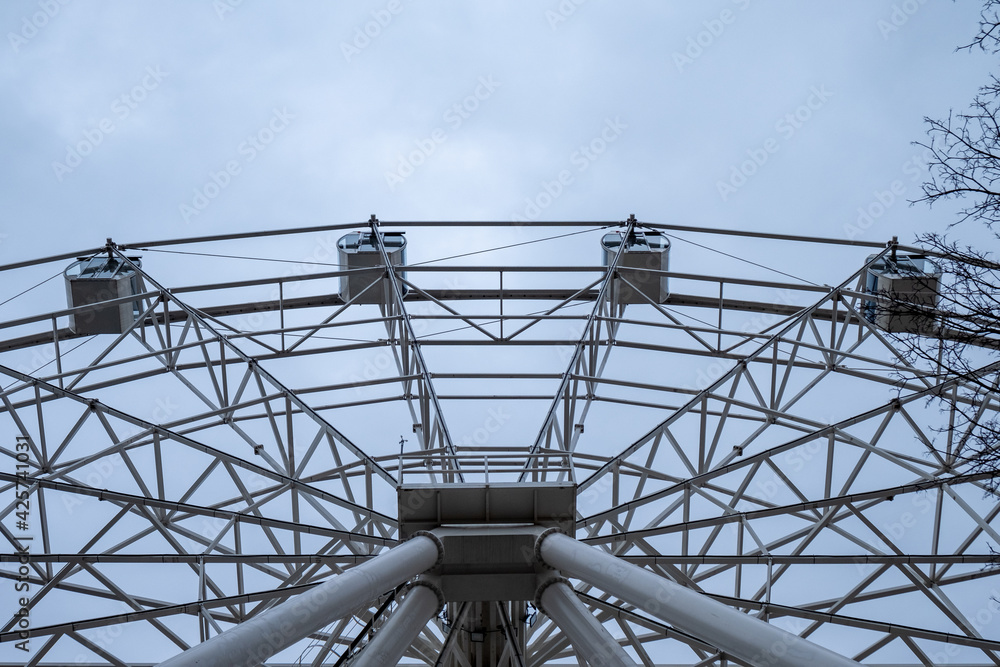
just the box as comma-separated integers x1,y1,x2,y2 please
0,219,998,665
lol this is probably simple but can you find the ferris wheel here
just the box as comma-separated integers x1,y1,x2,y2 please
1,217,999,666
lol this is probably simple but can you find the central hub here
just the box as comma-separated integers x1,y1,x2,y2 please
397,482,576,602
431,525,543,602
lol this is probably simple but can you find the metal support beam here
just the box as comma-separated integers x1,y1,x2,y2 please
577,249,892,496
369,216,463,480
155,533,443,667
521,214,637,482
536,573,637,667
536,529,859,667
433,601,470,667
350,578,444,667
110,246,398,486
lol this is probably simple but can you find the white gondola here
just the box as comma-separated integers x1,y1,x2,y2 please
600,229,670,304
864,251,942,334
64,255,144,334
337,231,407,304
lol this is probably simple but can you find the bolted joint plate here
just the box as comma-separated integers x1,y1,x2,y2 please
409,530,445,570
533,570,571,615
405,575,447,613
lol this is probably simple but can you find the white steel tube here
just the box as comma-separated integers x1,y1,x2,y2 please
537,575,637,667
156,533,443,667
536,530,859,667
351,580,444,667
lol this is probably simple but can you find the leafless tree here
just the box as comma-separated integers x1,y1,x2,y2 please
917,1,1000,225
884,1,1000,489
870,237,1000,486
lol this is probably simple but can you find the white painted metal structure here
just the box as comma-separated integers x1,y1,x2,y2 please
537,529,858,666
350,578,445,667
157,533,442,667
535,572,637,667
1,218,999,665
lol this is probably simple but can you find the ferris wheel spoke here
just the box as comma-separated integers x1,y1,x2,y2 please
750,554,1000,642
598,493,995,626
934,503,1000,585
583,471,993,549
617,282,719,354
580,253,884,487
527,604,634,667
709,589,1000,660
574,590,760,665
79,561,191,651
610,615,658,666
520,216,638,483
0,472,394,608
65,631,131,667
705,554,1000,664
0,579,322,644
0,375,382,543
3,225,998,665
0,526,390,661
362,221,466,483
22,633,60,667
109,250,398,492
0,375,396,541
0,507,159,634
579,374,986,533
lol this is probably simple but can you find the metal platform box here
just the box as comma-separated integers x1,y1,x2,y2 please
64,256,144,334
864,253,941,334
601,230,670,304
398,481,576,602
337,231,406,304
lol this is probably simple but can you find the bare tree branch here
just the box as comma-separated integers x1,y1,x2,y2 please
869,237,1000,491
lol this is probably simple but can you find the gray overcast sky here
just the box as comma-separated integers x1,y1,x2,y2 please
0,0,996,265
3,4,1000,664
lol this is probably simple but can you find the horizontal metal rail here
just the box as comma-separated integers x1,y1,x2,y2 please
0,472,396,547
0,218,942,276
0,553,379,564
